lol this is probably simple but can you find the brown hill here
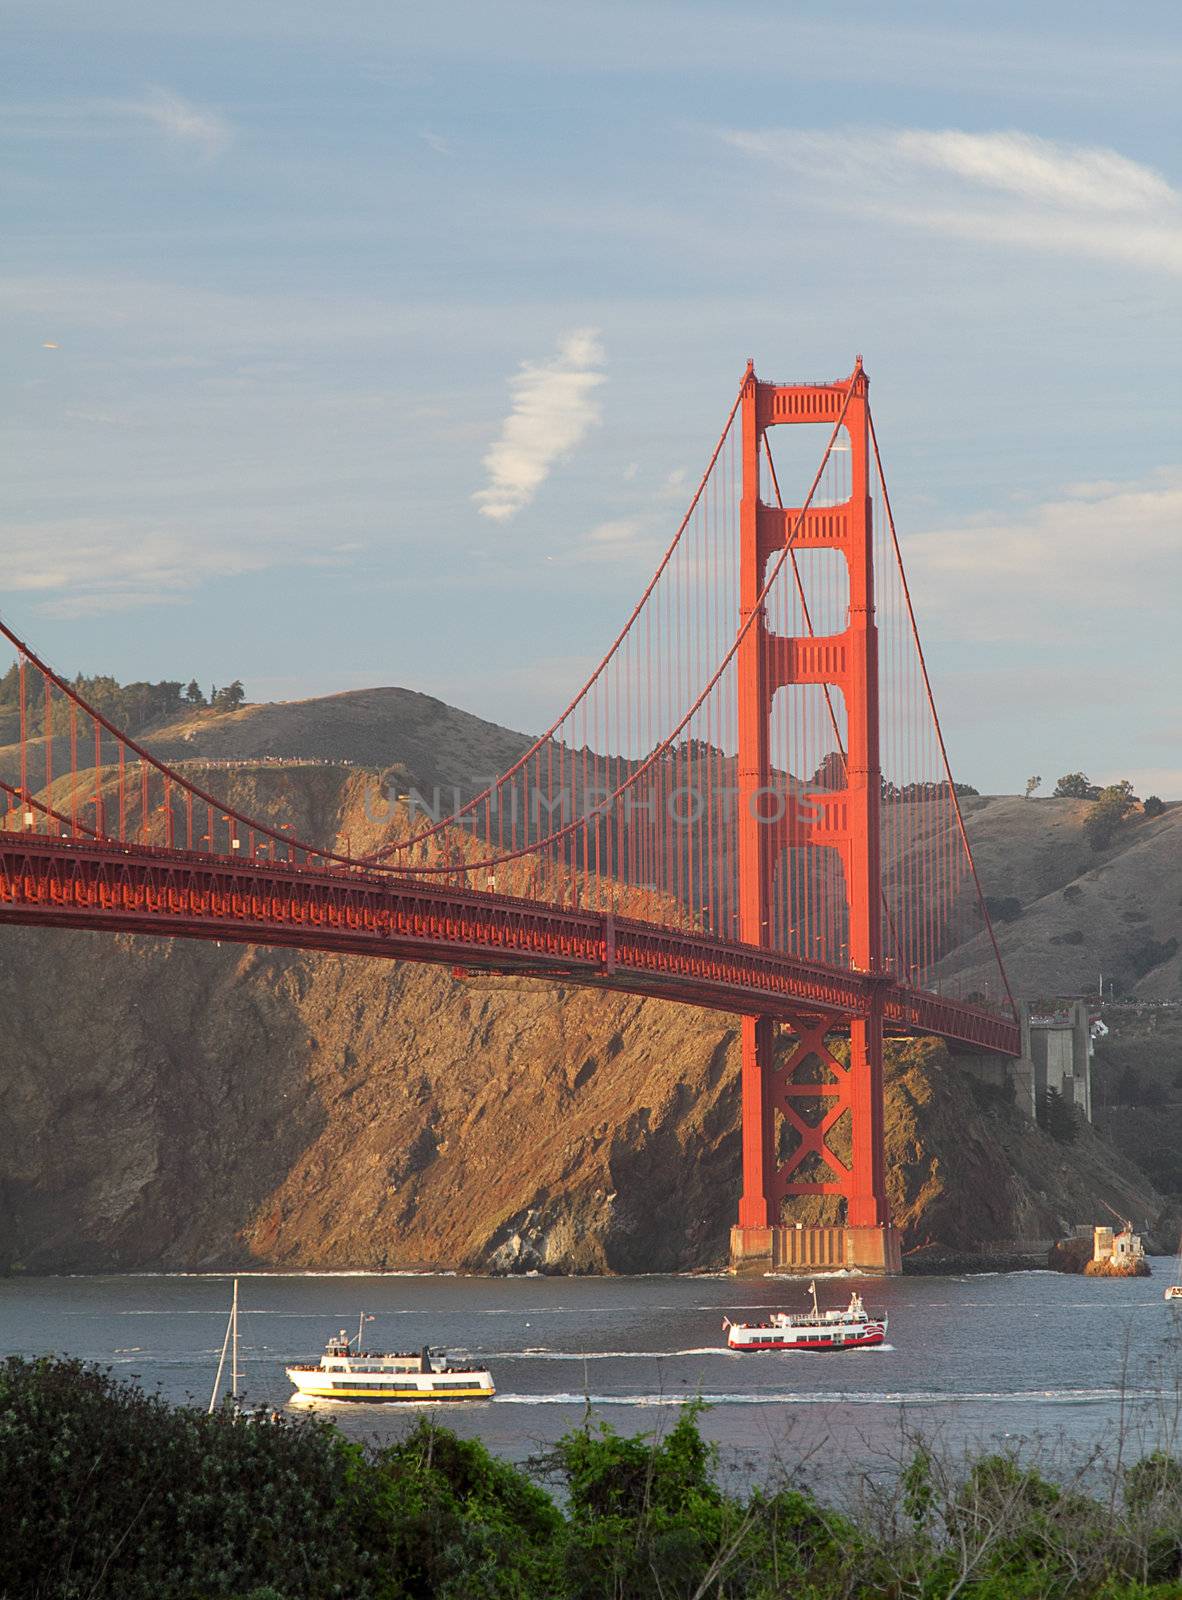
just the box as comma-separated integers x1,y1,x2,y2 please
0,686,533,800
944,795,1182,999
0,686,1176,1273
0,918,1161,1276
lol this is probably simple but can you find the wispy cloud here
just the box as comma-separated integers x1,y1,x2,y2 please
890,129,1173,212
905,468,1182,640
1,526,265,617
118,88,232,158
724,127,1182,276
570,517,658,566
0,518,349,619
473,329,605,521
0,90,232,159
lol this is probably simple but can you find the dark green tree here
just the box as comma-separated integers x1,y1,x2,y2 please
364,1418,562,1599
212,679,246,711
1037,1086,1080,1142
1085,780,1138,850
1054,771,1101,799
0,1356,376,1598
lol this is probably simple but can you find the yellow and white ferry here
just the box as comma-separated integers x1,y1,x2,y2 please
287,1320,495,1402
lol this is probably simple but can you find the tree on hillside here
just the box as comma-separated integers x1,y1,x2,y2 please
183,679,205,706
1144,795,1165,818
1085,780,1138,851
1024,775,1042,799
882,779,980,801
1054,772,1101,799
60,674,183,734
1037,1086,1079,1143
211,680,246,712
0,666,204,735
812,750,846,791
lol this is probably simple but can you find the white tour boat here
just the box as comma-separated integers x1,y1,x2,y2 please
1165,1229,1182,1300
287,1316,495,1402
723,1283,887,1352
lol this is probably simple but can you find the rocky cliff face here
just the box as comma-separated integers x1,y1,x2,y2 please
0,921,1164,1274
0,688,1173,1273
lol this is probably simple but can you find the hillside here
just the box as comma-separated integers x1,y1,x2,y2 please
0,685,533,800
0,683,1178,1273
0,918,1163,1276
6,685,1179,1005
942,794,1182,999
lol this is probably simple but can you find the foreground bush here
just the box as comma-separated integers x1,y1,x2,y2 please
0,1356,375,1598
363,1419,563,1598
4,1357,1182,1597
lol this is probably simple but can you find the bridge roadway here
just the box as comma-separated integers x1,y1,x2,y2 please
0,834,1019,1057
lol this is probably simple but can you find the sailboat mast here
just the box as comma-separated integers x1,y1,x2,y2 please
231,1278,240,1399
209,1291,233,1414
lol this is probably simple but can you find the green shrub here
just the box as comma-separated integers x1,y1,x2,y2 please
362,1419,562,1599
17,1355,1182,1599
545,1407,727,1598
1085,781,1139,850
0,1355,375,1599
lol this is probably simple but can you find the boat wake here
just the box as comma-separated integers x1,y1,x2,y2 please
491,1385,1154,1408
469,1347,742,1361
765,1269,854,1280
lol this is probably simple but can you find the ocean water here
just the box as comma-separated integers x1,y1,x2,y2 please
2,1267,1179,1492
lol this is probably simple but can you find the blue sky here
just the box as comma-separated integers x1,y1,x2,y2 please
3,1,1180,794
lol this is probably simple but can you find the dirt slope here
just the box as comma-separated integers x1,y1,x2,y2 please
0,687,533,802
0,686,1176,1273
943,796,1181,999
0,927,1162,1275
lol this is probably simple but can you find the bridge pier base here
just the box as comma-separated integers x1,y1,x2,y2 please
729,1223,902,1276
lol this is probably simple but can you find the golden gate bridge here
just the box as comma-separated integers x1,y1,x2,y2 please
0,360,1019,1274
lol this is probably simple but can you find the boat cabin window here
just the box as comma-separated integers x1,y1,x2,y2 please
337,1376,422,1388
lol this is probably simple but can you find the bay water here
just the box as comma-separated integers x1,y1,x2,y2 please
3,1267,1179,1494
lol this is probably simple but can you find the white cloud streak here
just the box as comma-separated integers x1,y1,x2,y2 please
0,518,349,619
724,127,1182,276
117,88,233,158
893,129,1173,212
473,329,605,521
0,526,266,617
570,517,662,566
0,90,233,159
905,468,1182,641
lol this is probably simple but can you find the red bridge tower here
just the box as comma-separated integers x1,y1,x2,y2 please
730,360,901,1275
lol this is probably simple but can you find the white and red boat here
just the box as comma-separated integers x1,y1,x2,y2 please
724,1284,887,1352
